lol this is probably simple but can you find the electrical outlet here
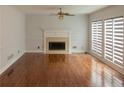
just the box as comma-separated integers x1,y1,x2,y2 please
73,46,77,49
37,46,40,49
18,50,20,54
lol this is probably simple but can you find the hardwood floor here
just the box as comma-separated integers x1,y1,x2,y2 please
0,53,124,87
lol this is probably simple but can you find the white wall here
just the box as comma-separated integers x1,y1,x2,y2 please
0,7,2,69
26,15,88,53
0,6,26,74
89,6,124,21
89,5,124,74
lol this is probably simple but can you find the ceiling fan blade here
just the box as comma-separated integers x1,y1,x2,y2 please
50,8,75,18
49,13,58,16
64,13,75,16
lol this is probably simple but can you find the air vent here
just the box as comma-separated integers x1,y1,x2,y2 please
7,69,14,76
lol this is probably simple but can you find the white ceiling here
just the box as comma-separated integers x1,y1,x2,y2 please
13,5,108,15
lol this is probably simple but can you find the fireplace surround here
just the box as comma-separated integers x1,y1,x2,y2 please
44,30,70,54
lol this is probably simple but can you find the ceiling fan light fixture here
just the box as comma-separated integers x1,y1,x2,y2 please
58,15,64,20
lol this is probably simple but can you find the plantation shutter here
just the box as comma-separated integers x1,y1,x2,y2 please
104,19,113,62
91,21,102,56
92,21,97,53
104,17,124,67
113,17,124,67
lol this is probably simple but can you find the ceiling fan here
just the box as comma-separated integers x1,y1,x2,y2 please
51,8,75,20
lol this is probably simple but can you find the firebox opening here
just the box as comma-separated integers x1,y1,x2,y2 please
49,42,65,50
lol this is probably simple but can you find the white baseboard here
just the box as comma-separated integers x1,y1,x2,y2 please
26,50,44,53
26,50,85,54
71,51,84,54
0,52,25,75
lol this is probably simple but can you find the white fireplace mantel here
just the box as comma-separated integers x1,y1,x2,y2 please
43,30,71,54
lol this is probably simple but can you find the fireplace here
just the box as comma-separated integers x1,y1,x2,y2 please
44,30,70,54
49,42,65,50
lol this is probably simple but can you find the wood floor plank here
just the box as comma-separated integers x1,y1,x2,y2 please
0,53,124,87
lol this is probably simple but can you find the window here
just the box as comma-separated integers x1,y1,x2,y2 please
91,16,124,68
104,17,124,67
91,21,103,57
